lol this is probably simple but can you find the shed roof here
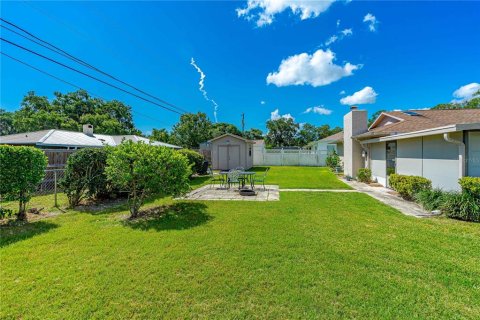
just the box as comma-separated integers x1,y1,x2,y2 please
208,133,254,143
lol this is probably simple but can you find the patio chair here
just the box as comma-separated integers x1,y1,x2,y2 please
253,167,269,190
235,166,245,171
227,169,243,190
208,167,225,189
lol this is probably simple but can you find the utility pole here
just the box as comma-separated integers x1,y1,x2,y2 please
241,113,245,134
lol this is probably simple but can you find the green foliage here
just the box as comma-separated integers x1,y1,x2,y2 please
0,108,15,135
441,192,480,222
170,112,213,148
459,177,480,198
432,89,479,110
357,168,372,183
149,128,172,144
243,128,263,140
265,118,299,148
0,146,47,220
0,207,15,219
325,151,340,169
5,90,140,135
210,122,241,138
177,149,204,176
414,188,445,211
388,174,432,201
105,141,191,217
60,148,110,207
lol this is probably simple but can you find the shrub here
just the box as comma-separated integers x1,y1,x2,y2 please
325,151,340,169
441,192,480,222
177,149,204,176
0,146,47,220
106,141,191,218
459,177,480,198
414,188,445,211
60,148,110,208
357,168,372,183
388,174,432,201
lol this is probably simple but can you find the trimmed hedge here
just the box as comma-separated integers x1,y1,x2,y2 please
389,174,432,201
177,149,204,176
357,168,372,183
459,177,480,198
441,192,480,223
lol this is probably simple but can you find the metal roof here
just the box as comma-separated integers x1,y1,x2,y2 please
0,129,182,149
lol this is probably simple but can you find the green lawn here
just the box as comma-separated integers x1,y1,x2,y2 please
252,166,351,189
1,168,479,318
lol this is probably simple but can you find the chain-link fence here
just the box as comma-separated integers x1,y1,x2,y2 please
35,169,65,207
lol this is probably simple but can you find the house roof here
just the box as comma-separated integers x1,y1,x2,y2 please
0,129,182,149
355,109,480,139
319,131,344,143
208,133,254,143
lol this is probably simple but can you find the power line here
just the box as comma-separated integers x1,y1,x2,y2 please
0,17,189,114
1,37,183,115
0,51,168,126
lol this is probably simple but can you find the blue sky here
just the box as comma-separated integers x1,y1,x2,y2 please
1,1,479,134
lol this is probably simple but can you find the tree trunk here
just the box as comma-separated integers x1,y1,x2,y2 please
17,199,27,221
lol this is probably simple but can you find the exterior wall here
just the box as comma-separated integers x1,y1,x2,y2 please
337,143,344,163
343,110,368,177
366,132,463,191
369,142,386,186
210,135,252,170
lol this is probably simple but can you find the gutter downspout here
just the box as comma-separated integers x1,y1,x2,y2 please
443,133,465,178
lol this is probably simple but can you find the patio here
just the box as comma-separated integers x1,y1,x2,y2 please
181,184,280,201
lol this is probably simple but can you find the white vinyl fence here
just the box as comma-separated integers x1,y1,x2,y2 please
253,146,328,167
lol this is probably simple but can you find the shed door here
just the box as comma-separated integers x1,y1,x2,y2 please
228,145,240,169
218,145,229,170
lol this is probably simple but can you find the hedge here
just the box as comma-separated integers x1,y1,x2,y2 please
177,149,204,176
388,174,432,200
459,177,480,198
357,168,372,183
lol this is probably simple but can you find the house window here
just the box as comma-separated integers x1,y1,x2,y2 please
249,146,252,157
467,131,480,177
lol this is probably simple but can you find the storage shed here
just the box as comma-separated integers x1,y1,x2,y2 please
209,133,254,170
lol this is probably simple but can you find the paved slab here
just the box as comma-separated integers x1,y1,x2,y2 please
179,185,280,201
342,179,437,218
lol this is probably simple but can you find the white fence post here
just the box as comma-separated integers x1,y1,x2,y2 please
253,146,327,167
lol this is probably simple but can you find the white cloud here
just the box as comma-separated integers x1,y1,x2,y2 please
323,28,353,47
260,100,266,105
336,19,341,27
270,108,294,121
339,90,346,95
340,86,378,105
237,0,336,27
303,106,333,115
341,28,353,36
363,13,378,32
324,35,338,46
452,82,480,102
267,49,360,87
190,58,219,122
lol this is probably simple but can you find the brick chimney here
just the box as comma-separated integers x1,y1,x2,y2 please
82,124,94,136
343,108,367,178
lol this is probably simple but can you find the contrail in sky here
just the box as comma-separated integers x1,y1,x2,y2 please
190,58,218,122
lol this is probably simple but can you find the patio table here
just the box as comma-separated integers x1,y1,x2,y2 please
220,171,256,189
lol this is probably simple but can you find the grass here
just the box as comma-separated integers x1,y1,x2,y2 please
252,166,351,189
1,168,479,318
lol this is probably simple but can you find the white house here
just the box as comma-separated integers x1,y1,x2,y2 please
330,107,480,191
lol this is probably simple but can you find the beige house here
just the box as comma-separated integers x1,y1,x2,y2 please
208,133,254,170
330,108,480,191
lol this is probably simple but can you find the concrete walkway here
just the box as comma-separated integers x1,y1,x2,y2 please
342,179,437,218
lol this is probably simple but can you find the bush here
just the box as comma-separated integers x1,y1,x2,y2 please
357,168,372,183
60,148,110,208
441,192,480,222
414,188,445,211
177,149,204,176
459,177,480,198
0,146,47,220
389,174,432,201
106,141,191,218
325,150,340,169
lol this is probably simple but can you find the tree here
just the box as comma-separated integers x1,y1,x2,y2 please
5,90,140,135
170,112,213,148
265,118,299,148
243,128,263,140
150,128,171,143
60,148,109,207
297,123,318,147
0,146,47,220
105,141,191,218
432,90,480,110
368,110,386,127
0,109,15,135
210,122,241,138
